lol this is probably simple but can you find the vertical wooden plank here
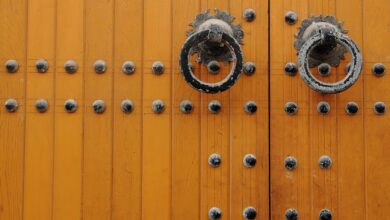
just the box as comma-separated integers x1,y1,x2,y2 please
270,0,310,219
142,0,171,219
230,0,269,219
0,0,27,219
307,1,339,219
83,0,113,219
112,0,142,219
23,0,56,219
52,0,84,219
199,1,230,220
364,0,390,219
336,0,365,219
171,0,201,220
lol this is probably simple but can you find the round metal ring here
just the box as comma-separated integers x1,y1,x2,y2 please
298,31,362,94
179,30,243,93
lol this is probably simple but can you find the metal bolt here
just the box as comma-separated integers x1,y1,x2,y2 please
285,11,298,25
284,102,298,115
244,101,258,114
285,208,298,220
318,63,331,77
152,99,165,113
243,154,257,168
243,206,257,220
64,60,78,74
243,8,256,22
345,102,359,115
317,101,330,115
319,209,332,220
284,62,298,76
243,62,256,76
92,100,106,114
208,207,222,220
207,60,220,74
284,156,297,170
93,60,106,74
208,100,221,114
5,60,19,73
372,63,386,77
4,99,18,112
64,99,78,113
35,59,49,73
152,61,164,75
35,99,48,113
319,155,332,169
374,101,386,115
121,99,134,113
180,100,193,114
122,61,136,74
208,153,221,168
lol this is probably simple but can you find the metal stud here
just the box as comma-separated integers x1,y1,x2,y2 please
317,101,330,115
344,63,351,74
35,99,48,113
64,99,78,113
208,100,221,114
244,101,258,114
5,60,19,73
285,208,298,220
93,60,106,74
372,63,385,77
284,156,297,170
64,60,78,74
208,153,221,168
284,102,298,115
121,99,133,113
345,102,359,115
92,100,106,114
319,155,332,169
180,100,193,114
285,11,298,25
243,8,256,22
152,99,165,113
152,61,164,75
243,207,257,220
207,60,220,74
35,59,49,73
318,63,331,77
284,62,298,76
243,62,256,76
243,154,257,168
374,101,386,115
4,99,18,112
122,61,136,74
319,209,332,220
208,207,222,220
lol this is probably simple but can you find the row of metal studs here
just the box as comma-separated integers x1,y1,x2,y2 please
208,153,257,168
284,155,332,170
209,206,257,220
3,99,260,114
284,101,387,115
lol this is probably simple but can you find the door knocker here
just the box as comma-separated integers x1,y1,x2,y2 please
179,9,244,93
295,16,363,94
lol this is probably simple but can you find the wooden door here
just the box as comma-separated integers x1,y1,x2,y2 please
270,0,390,219
0,0,268,220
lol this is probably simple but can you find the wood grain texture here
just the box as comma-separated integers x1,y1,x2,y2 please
52,0,84,219
141,0,172,220
23,0,56,219
82,0,113,219
0,0,27,219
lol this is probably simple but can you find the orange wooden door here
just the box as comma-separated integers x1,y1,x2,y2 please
0,0,268,220
270,0,390,219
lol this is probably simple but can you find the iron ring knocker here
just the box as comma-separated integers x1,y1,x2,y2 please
179,29,243,93
298,29,363,94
